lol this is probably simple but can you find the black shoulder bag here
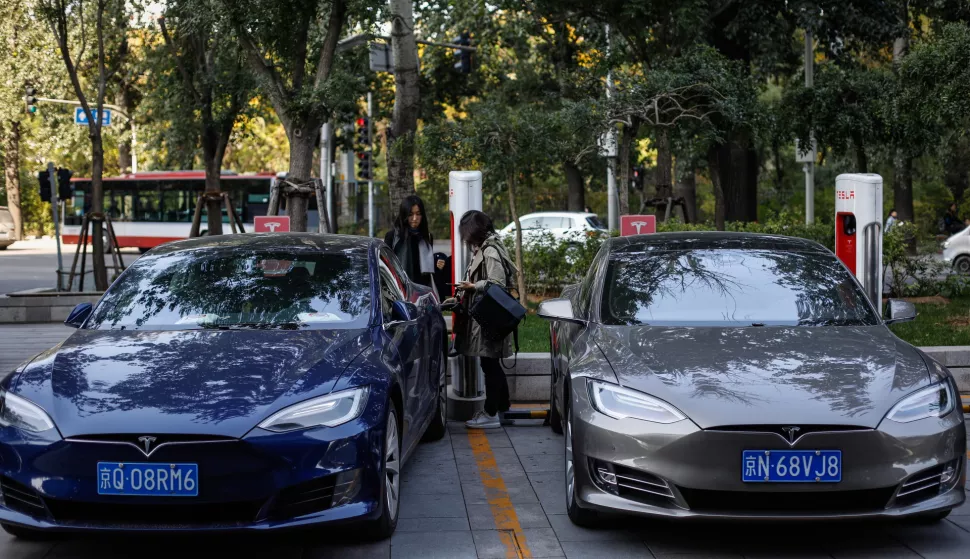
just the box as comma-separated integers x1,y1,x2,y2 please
468,246,526,368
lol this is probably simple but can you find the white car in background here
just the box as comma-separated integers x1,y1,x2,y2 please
942,224,970,274
498,211,607,247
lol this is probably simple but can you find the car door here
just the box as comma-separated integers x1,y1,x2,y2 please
377,248,425,449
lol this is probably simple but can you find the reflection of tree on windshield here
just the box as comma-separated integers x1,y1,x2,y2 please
88,247,369,330
603,248,879,327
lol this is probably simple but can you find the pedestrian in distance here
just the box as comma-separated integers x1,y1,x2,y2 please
383,194,438,297
445,210,518,429
885,208,898,232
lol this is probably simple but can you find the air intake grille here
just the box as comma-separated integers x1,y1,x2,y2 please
613,464,676,505
678,486,895,513
45,499,263,525
268,475,337,520
895,464,946,507
0,477,47,518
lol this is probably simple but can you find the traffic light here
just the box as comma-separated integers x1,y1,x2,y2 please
38,169,51,202
453,32,471,74
632,166,646,191
356,117,371,146
24,86,37,114
56,168,74,200
357,151,372,180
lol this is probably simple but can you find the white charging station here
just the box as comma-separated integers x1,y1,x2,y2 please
834,173,883,307
447,171,485,420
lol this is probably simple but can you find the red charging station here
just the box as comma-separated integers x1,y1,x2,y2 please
834,173,883,305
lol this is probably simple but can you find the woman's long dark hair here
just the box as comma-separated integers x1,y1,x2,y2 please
394,194,432,244
458,210,496,247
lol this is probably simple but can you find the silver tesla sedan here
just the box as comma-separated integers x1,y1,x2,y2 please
539,232,966,525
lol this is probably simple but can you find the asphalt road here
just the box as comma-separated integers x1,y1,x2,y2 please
0,325,968,558
0,238,140,294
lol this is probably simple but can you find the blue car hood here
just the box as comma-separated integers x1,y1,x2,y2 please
11,328,370,438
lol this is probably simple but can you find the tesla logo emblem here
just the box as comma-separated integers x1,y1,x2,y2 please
837,190,855,200
265,222,281,231
631,221,648,234
137,436,157,456
781,426,801,444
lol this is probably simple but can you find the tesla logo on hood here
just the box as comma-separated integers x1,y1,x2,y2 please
780,426,801,445
137,436,157,456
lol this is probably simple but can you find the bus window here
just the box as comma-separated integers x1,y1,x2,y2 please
136,184,162,222
161,189,193,222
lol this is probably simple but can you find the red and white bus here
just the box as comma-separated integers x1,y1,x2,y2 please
62,171,320,251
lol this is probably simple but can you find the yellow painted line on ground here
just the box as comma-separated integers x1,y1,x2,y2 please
467,429,532,559
962,394,969,413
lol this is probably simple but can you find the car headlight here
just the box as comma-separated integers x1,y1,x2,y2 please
943,239,951,249
885,383,954,423
0,389,57,433
259,386,369,433
587,379,686,423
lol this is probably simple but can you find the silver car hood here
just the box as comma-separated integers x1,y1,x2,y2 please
593,325,930,429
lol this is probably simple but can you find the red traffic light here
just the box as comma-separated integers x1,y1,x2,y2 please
356,118,367,127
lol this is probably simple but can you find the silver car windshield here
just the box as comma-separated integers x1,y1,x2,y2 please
601,249,880,327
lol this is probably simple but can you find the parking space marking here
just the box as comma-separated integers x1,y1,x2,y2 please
468,428,533,558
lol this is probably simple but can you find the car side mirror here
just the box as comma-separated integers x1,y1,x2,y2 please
64,302,93,328
885,299,917,324
391,300,418,323
537,298,585,325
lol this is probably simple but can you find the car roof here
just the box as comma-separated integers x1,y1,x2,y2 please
145,232,378,257
609,231,831,255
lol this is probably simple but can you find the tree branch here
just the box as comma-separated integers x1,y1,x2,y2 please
313,0,347,88
159,16,201,104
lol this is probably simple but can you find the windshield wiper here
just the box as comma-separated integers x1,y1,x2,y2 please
198,322,305,330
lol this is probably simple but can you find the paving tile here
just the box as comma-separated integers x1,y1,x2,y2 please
948,515,970,533
466,503,551,529
547,513,639,542
401,473,462,496
454,446,524,466
889,520,970,558
829,547,921,559
529,470,567,511
398,493,468,518
471,527,565,558
450,429,513,449
520,453,562,473
0,533,57,559
396,517,470,532
461,476,540,505
559,539,654,559
390,530,477,559
458,461,529,483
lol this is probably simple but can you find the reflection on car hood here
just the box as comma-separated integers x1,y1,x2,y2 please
11,328,370,438
593,325,930,429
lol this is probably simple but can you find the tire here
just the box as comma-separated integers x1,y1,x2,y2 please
422,357,447,442
367,400,401,539
565,406,598,526
549,334,563,434
954,255,970,275
0,245,8,250
1,523,56,541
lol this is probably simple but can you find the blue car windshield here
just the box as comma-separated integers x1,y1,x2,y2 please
601,249,881,327
86,249,371,330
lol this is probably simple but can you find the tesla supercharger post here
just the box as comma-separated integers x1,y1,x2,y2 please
447,170,486,420
834,173,884,308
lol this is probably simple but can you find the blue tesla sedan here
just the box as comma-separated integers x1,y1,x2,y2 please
0,233,447,538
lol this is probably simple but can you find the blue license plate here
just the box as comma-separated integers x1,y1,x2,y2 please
742,450,841,483
97,462,199,496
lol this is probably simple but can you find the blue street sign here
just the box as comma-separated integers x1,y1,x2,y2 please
74,106,112,126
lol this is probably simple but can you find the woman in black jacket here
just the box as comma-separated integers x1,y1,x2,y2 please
383,195,436,295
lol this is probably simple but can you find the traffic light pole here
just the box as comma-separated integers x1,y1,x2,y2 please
46,163,64,291
367,92,375,238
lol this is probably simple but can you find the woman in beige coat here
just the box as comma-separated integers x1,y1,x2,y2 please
451,210,517,429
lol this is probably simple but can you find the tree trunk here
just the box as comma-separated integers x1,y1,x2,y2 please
707,145,726,231
386,0,420,214
564,161,585,212
91,133,108,291
892,2,915,226
943,138,970,205
116,88,133,173
655,128,673,221
717,135,758,222
285,129,318,232
202,128,224,236
617,122,638,216
2,121,23,240
674,160,697,223
507,175,527,305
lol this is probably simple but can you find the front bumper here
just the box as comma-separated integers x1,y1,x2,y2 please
0,410,387,532
570,377,967,520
